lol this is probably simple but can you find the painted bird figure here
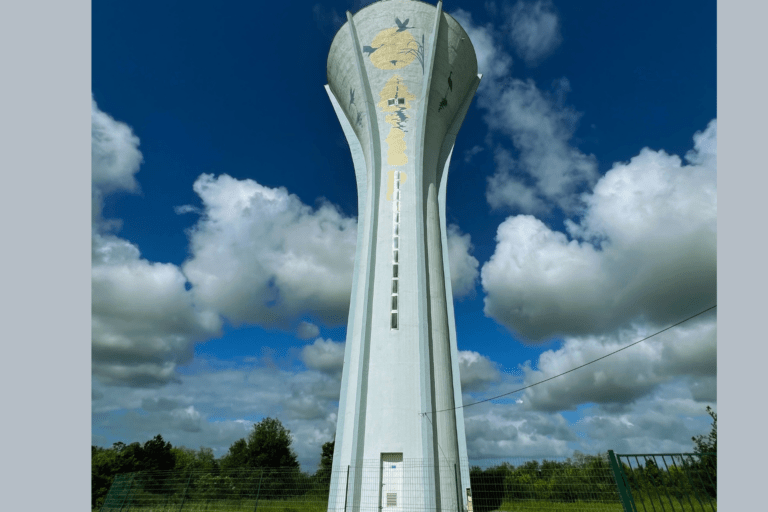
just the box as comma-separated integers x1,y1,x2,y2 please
448,71,453,91
349,88,356,106
395,17,412,31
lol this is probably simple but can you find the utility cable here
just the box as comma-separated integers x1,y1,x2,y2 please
424,304,717,416
419,410,451,462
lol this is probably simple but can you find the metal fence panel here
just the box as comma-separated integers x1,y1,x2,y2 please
615,453,717,512
97,453,714,512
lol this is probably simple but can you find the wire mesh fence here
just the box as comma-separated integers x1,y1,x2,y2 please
98,452,715,512
468,454,625,512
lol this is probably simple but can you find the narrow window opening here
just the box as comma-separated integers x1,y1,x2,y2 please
393,250,398,263
394,224,399,236
398,97,405,105
388,98,395,106
393,237,399,249
391,312,398,329
392,295,398,310
392,279,398,293
393,264,398,278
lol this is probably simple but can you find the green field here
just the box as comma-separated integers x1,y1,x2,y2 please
96,495,716,512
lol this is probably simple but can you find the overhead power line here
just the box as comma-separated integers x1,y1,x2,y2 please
424,304,717,416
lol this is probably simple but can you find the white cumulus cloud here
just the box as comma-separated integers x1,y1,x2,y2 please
182,174,358,328
458,350,502,392
447,224,480,298
505,0,562,65
297,321,321,340
482,120,717,341
482,78,598,213
451,9,512,84
448,13,594,214
300,338,345,375
91,97,142,196
91,99,222,388
518,314,716,413
486,147,549,214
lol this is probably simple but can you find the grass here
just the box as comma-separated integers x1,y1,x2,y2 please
97,491,716,512
96,496,717,512
492,496,717,512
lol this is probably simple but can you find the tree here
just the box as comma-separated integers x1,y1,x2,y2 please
246,417,300,468
92,445,120,510
219,418,301,498
220,438,249,470
91,435,177,510
690,406,717,498
140,434,176,471
314,439,334,486
691,406,717,454
318,440,334,474
173,446,218,472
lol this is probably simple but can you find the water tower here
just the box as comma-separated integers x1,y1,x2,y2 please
325,1,480,510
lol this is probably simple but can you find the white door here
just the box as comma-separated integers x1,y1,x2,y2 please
381,453,403,512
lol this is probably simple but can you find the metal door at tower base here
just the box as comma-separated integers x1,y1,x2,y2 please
381,453,403,512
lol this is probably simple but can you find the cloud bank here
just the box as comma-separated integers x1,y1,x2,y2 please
91,98,221,388
482,120,716,341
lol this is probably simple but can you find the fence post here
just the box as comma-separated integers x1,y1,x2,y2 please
343,465,350,512
177,470,193,512
454,463,462,512
608,450,637,512
117,473,137,512
253,469,264,512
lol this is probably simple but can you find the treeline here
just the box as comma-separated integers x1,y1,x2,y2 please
470,453,616,511
469,451,715,512
92,417,334,511
470,407,717,512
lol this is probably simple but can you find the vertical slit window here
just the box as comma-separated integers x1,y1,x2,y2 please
390,170,402,330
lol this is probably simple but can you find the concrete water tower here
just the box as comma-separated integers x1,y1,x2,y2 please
324,1,480,510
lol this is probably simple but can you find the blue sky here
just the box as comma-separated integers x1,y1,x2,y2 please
91,0,717,471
